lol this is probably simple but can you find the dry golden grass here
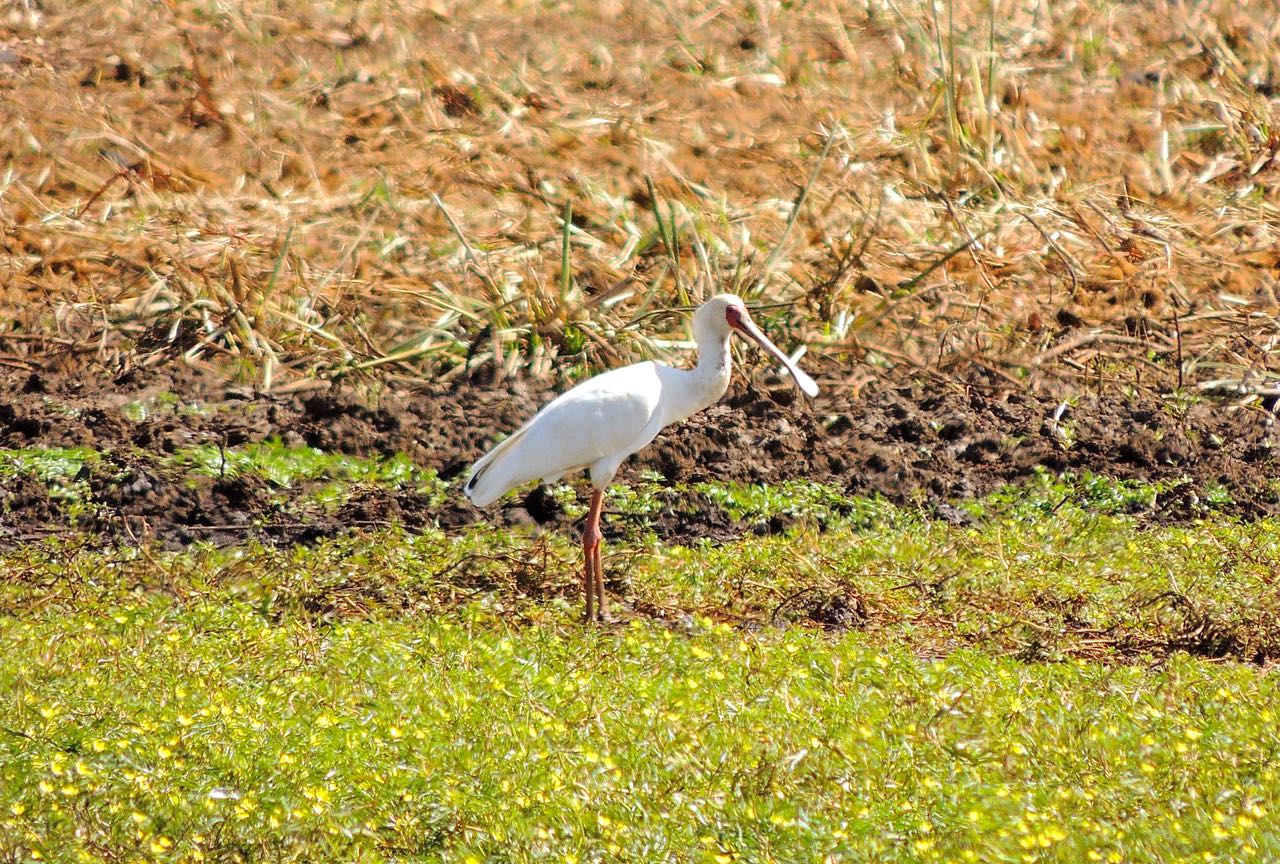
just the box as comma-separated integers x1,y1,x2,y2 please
1,0,1278,395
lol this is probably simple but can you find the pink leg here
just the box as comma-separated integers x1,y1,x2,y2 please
583,546,595,623
593,532,607,621
582,489,605,622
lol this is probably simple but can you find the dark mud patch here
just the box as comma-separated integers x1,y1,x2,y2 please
0,473,64,544
64,453,307,548
605,488,745,545
777,589,869,633
3,362,1280,547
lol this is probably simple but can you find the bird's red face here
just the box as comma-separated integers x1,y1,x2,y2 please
724,303,747,331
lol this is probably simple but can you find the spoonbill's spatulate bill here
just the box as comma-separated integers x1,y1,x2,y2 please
464,294,818,622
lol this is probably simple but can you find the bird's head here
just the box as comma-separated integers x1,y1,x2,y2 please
694,294,819,397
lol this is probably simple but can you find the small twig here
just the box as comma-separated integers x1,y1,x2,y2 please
756,129,838,291
770,585,820,625
644,174,682,298
76,170,129,219
559,198,574,305
179,32,233,140
895,231,985,293
1021,211,1079,297
1174,307,1184,390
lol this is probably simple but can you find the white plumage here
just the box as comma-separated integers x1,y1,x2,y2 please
464,294,818,621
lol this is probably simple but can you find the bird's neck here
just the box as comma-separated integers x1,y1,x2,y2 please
694,329,731,369
687,332,732,404
660,330,733,427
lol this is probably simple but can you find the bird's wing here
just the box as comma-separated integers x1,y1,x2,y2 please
464,362,665,506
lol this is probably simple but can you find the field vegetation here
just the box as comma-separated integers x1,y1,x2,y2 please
2,0,1278,392
2,0,1280,861
5,475,1280,862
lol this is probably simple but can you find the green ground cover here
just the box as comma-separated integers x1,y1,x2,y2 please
1,462,1278,862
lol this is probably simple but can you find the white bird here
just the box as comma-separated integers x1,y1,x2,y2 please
464,294,818,621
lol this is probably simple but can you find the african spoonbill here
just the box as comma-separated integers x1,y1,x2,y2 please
464,294,818,621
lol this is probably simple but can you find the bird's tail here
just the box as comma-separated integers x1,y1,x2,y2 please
464,425,532,507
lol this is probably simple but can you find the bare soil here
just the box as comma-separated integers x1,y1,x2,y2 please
1,361,1277,548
